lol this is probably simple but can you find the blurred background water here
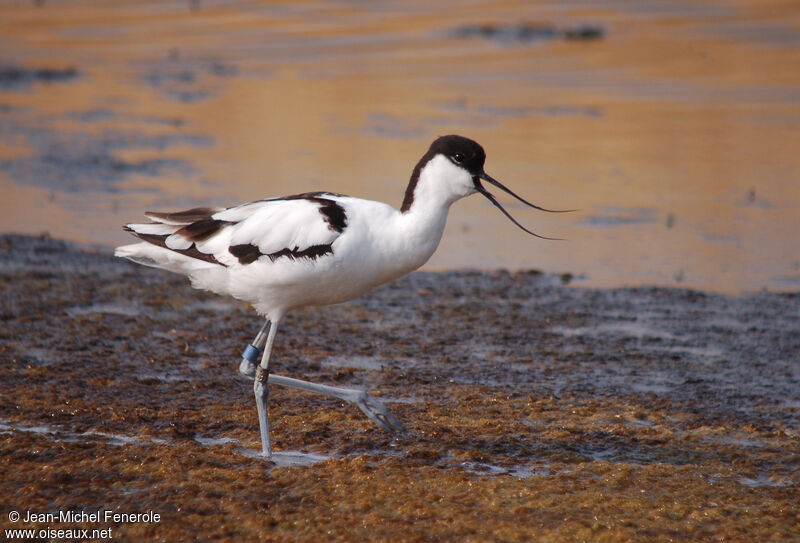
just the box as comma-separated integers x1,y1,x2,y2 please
1,0,798,293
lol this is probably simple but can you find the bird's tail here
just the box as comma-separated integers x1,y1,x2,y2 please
115,242,201,274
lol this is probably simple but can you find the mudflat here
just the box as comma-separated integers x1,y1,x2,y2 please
0,234,797,541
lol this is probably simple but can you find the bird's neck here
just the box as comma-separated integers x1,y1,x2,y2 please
394,160,465,270
400,155,469,214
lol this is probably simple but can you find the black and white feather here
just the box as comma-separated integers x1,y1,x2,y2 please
119,192,348,269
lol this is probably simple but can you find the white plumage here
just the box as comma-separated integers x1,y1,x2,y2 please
117,193,435,317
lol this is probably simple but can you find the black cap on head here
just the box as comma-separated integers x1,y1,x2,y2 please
402,135,487,212
427,135,486,176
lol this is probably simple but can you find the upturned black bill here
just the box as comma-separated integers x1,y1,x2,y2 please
479,172,573,213
476,171,570,240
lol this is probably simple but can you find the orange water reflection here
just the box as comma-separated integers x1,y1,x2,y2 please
1,1,798,293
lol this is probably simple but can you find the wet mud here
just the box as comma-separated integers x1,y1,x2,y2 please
1,234,798,541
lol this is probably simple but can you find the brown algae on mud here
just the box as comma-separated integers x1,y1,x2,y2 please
1,234,799,541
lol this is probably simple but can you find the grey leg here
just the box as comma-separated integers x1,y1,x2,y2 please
254,366,271,457
253,320,279,458
268,374,404,433
239,320,270,377
240,319,404,459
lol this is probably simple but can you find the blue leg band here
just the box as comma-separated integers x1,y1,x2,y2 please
242,344,262,363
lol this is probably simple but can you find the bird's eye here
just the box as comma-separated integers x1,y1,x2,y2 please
453,153,465,164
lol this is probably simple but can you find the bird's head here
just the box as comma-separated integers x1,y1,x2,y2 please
402,135,570,239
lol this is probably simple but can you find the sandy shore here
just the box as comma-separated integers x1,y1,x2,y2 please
1,233,798,541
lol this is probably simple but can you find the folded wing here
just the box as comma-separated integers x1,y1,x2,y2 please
118,193,348,270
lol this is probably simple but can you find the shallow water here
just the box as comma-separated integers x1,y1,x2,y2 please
1,0,799,294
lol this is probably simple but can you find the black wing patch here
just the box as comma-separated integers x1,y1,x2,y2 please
273,192,348,233
317,200,347,233
228,243,262,265
229,243,334,265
